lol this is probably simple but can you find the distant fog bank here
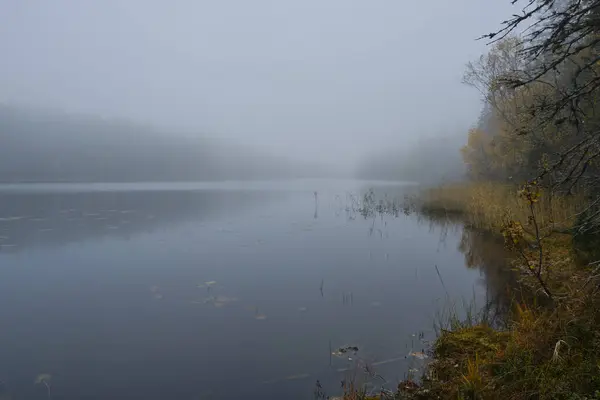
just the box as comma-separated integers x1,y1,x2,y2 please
355,133,466,185
0,105,329,183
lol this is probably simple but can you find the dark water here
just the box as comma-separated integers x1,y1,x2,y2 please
0,180,507,399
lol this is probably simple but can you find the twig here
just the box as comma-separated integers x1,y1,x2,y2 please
43,381,51,400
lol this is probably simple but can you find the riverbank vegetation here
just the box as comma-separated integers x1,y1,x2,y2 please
415,185,600,399
414,1,600,398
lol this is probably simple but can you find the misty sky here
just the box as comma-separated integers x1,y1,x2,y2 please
1,1,515,167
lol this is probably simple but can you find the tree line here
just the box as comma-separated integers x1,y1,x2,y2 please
461,0,600,233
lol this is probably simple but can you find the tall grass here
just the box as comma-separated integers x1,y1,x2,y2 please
415,182,600,400
420,182,586,232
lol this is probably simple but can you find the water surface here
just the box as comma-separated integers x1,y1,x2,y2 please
0,180,503,399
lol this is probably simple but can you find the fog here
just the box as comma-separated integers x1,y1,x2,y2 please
355,130,466,185
1,0,515,178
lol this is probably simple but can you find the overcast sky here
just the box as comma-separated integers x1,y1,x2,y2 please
0,0,516,167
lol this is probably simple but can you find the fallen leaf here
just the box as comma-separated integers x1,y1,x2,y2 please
34,374,51,385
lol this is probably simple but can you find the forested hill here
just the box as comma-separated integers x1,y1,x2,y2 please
354,134,466,185
0,105,319,183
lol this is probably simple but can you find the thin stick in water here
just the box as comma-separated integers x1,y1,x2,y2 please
435,264,457,318
434,264,451,301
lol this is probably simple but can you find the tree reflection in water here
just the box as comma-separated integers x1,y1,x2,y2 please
350,186,532,328
423,212,537,327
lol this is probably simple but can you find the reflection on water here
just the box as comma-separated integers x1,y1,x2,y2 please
0,189,286,252
459,227,531,323
348,185,521,326
0,181,514,399
400,210,520,328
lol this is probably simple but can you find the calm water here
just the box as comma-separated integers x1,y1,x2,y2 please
0,180,504,399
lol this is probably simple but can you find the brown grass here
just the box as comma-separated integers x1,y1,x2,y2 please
420,182,586,233
416,182,600,400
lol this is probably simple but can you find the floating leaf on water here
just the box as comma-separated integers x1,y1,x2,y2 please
339,345,359,353
408,351,428,360
255,314,267,320
203,295,237,306
332,345,359,358
0,216,23,222
34,374,51,384
284,373,310,380
197,281,217,289
215,296,237,303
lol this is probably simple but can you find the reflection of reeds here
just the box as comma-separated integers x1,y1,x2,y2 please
432,283,501,336
434,264,454,318
341,292,354,306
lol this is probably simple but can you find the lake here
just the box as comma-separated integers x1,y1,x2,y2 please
0,180,507,399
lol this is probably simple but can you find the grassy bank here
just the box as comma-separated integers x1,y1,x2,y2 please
413,183,600,400
335,182,600,399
